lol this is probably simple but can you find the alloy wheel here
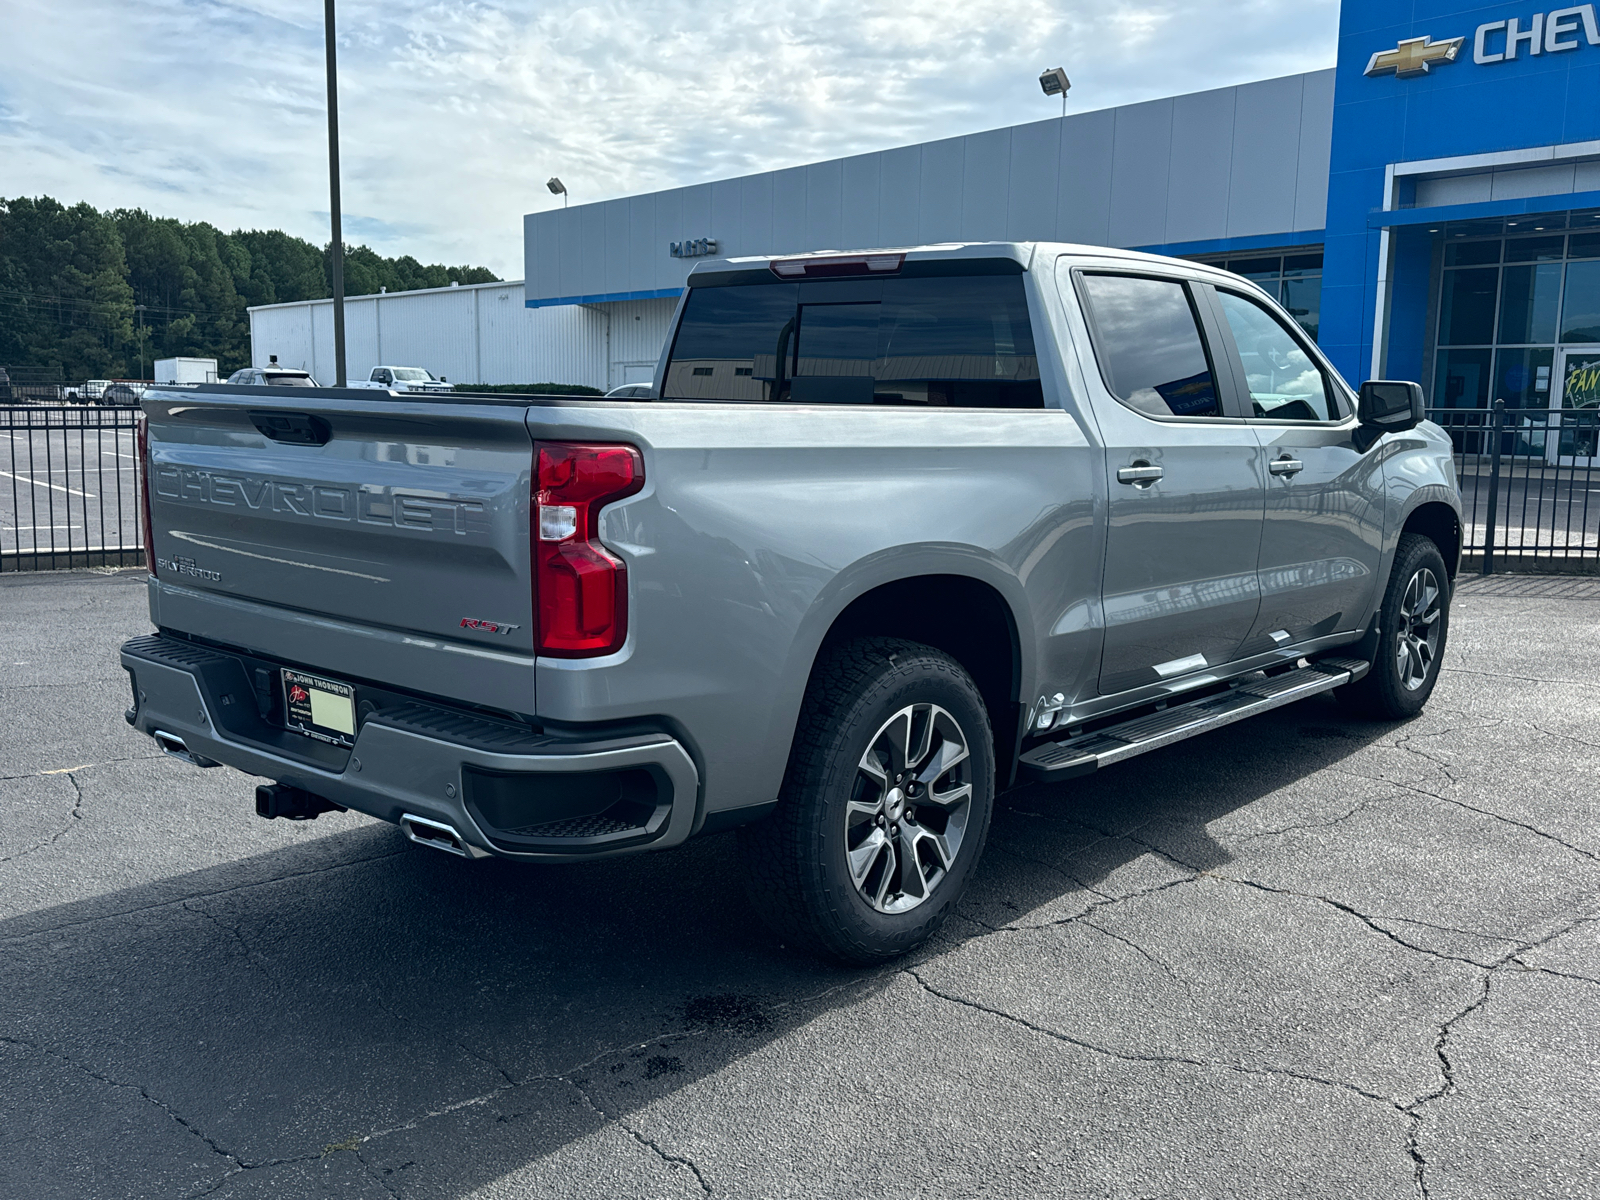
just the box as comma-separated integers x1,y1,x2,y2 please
1396,567,1443,691
845,703,973,914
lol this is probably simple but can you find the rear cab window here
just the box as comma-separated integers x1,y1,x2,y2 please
1075,273,1224,419
663,269,1044,408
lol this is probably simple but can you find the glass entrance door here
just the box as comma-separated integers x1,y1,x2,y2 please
1551,346,1600,465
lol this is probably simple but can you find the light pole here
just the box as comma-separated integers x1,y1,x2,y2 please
1039,67,1071,118
547,177,568,208
324,0,347,386
135,303,146,380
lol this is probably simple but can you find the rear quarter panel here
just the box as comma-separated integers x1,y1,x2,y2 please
528,395,1104,818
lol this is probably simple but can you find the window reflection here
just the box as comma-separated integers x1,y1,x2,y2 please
663,275,1043,407
1080,274,1220,418
1216,291,1332,421
1562,261,1600,343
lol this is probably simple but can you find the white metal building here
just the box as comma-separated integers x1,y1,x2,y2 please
247,280,676,391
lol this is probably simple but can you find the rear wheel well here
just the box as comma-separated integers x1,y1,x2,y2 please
820,575,1023,780
1401,503,1462,581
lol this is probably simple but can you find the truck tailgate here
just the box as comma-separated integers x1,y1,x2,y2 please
143,389,535,710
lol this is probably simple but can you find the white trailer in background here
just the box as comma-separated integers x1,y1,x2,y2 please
153,358,218,385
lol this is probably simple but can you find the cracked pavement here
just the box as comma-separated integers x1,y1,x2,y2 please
2,567,1597,1199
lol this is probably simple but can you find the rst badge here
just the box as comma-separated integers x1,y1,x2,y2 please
460,617,521,636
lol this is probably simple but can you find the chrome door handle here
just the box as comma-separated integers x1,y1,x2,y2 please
1116,464,1164,485
1269,456,1303,476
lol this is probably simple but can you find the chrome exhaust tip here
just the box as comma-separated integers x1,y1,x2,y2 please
152,729,220,769
400,813,472,858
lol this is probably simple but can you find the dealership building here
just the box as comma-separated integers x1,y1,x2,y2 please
251,0,1600,414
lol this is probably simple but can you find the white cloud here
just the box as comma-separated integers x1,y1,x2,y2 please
0,0,1337,277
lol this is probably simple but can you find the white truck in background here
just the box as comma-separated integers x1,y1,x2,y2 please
350,365,455,394
153,358,219,385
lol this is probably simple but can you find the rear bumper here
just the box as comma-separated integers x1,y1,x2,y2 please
120,635,700,862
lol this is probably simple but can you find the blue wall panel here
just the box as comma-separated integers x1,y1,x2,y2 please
1227,74,1305,238
1294,69,1336,232
879,145,922,246
649,189,684,292
1006,119,1061,240
602,199,630,296
771,166,808,255
961,128,1012,241
1164,87,1235,245
918,136,965,243
1058,107,1116,246
805,158,845,251
740,172,774,261
840,153,882,249
1107,99,1174,248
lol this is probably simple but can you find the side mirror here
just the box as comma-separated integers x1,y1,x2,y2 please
1357,380,1424,432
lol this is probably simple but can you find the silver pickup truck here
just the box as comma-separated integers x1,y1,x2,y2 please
122,242,1461,963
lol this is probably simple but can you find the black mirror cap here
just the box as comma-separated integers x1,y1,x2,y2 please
1358,380,1424,431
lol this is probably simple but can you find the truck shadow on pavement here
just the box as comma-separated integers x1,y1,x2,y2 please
1,694,1398,1198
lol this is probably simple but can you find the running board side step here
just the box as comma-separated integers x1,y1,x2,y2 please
1017,658,1370,782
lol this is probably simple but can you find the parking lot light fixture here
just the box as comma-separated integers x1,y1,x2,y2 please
1040,67,1071,117
547,177,568,208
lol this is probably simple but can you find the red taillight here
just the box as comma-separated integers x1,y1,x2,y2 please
533,441,644,657
136,416,156,577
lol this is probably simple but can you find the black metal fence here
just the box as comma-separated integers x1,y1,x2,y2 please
1430,402,1599,574
2,401,1596,575
1,406,145,572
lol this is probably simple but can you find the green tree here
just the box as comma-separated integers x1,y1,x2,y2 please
0,196,134,379
1,194,499,380
231,228,328,307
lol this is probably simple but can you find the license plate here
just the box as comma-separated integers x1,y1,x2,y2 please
282,669,357,747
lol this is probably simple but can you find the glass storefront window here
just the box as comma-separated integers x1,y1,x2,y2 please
1493,348,1557,456
1434,348,1491,408
1431,210,1600,439
1497,263,1561,344
1561,260,1600,343
1445,240,1499,266
1504,235,1565,262
1440,268,1498,345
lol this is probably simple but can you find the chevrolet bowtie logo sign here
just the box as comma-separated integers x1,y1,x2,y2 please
1365,34,1466,77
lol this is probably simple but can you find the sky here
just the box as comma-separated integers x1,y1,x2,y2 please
0,0,1339,279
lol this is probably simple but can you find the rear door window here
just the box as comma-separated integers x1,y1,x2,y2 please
1077,273,1222,418
664,274,1043,407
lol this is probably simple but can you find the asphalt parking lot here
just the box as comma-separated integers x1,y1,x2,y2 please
2,569,1598,1199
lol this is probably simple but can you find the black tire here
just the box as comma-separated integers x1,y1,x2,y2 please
1338,534,1451,720
738,637,995,965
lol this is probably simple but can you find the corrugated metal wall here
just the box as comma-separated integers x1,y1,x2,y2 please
248,286,678,390
523,70,1336,303
602,298,679,385
249,282,616,389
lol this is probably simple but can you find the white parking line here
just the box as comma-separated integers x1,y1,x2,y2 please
0,468,94,498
